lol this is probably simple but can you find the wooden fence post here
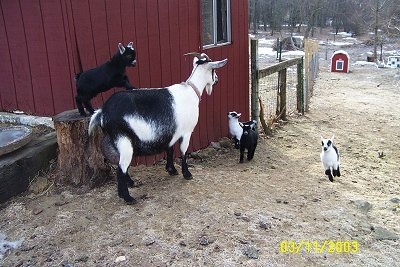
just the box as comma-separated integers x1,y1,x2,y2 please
296,57,304,114
250,38,260,123
278,68,287,121
53,109,111,191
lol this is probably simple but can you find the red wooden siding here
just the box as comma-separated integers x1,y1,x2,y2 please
0,0,249,165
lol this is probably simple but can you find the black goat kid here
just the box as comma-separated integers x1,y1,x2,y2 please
239,124,258,163
75,42,137,116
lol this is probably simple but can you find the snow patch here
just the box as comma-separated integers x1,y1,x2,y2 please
0,232,23,260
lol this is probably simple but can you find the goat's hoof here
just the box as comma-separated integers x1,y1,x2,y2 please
183,173,193,180
124,196,137,205
328,176,334,182
239,160,244,163
166,168,179,176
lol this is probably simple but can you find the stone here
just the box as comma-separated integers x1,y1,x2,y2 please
243,245,259,259
373,226,399,240
210,142,221,149
389,197,400,204
353,200,372,212
259,221,271,230
115,256,126,263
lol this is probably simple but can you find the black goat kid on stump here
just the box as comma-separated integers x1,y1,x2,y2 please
75,42,137,116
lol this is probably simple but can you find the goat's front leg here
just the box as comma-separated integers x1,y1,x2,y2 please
239,147,245,163
180,136,192,179
123,75,135,90
75,96,86,116
166,146,178,175
83,99,95,115
325,169,334,182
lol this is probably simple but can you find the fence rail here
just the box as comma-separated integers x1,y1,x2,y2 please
250,38,319,134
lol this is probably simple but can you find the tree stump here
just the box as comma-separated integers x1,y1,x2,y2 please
53,109,110,191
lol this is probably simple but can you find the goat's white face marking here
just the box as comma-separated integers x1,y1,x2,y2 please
321,136,334,152
124,115,157,142
228,111,241,119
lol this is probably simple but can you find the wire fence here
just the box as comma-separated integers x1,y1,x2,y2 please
258,65,299,120
250,38,319,134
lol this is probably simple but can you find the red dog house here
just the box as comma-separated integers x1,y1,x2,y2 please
331,50,350,73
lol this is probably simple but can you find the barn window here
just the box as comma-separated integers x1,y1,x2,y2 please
202,0,231,48
336,59,344,71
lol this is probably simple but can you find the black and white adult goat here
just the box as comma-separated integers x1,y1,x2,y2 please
89,53,227,204
76,42,137,116
320,135,341,182
227,111,257,149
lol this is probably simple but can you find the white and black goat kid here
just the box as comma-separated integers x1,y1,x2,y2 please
239,124,258,163
227,111,257,149
89,53,227,204
320,135,341,182
76,42,137,116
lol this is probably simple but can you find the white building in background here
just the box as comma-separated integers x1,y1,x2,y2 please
387,56,400,68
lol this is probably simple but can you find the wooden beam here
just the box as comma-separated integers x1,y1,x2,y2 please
258,57,302,78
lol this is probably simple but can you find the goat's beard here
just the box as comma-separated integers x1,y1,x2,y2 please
205,84,213,95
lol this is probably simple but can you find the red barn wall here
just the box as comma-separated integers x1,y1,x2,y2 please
0,0,249,165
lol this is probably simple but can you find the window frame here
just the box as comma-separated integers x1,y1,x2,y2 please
202,0,232,49
336,59,344,71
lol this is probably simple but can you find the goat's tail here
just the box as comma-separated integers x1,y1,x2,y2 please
88,109,103,135
75,72,82,81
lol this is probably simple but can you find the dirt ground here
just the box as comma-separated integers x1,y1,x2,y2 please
1,37,400,266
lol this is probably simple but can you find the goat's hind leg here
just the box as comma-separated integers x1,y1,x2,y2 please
116,167,136,204
166,146,178,175
116,137,136,204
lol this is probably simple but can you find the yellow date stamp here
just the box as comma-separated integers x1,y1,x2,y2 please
280,240,359,254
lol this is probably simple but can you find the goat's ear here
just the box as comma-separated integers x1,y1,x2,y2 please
192,57,198,67
127,42,134,49
331,135,335,141
118,43,125,54
237,113,242,117
320,136,324,142
209,58,228,69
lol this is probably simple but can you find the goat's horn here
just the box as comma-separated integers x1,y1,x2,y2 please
184,52,211,61
184,52,203,59
202,53,211,61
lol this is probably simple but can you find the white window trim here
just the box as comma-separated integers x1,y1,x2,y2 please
336,59,344,71
203,0,231,49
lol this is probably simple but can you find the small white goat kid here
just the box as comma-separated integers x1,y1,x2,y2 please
320,135,341,182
